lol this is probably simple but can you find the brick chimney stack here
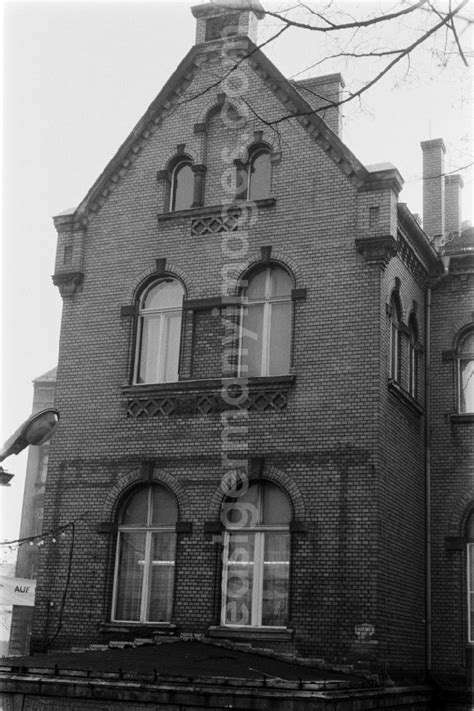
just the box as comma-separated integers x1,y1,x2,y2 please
192,0,265,45
421,138,446,242
445,174,463,237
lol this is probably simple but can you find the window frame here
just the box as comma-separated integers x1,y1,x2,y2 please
407,314,419,399
236,146,272,202
111,485,177,625
238,265,293,378
466,511,474,643
170,159,194,212
221,481,292,629
457,329,474,414
389,293,402,383
133,278,184,385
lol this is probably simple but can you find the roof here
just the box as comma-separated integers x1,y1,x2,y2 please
0,639,365,687
33,367,57,384
54,35,403,230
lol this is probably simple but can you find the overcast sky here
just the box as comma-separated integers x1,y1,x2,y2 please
1,0,473,544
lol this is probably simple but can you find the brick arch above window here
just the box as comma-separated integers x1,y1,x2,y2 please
157,146,200,173
448,490,474,536
123,264,194,305
227,251,302,296
206,464,306,524
101,468,191,523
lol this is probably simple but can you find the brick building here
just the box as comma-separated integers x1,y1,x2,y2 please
8,367,56,656
20,0,473,703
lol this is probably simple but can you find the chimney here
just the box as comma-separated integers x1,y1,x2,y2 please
444,174,463,237
192,1,265,45
293,73,344,137
421,138,446,241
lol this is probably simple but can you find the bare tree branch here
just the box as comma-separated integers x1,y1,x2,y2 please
263,1,428,34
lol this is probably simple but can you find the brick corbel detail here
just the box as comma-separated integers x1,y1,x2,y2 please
52,271,84,297
355,235,398,268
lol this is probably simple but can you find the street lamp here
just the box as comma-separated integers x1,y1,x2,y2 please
0,409,60,486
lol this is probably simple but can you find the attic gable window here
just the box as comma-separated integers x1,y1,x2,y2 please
236,147,272,202
170,160,194,212
205,13,239,41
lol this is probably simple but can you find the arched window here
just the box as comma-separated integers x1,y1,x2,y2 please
457,329,474,413
170,160,193,211
134,279,184,384
467,511,474,642
221,480,292,628
112,485,178,623
236,147,271,201
408,314,419,399
389,292,402,382
239,265,293,377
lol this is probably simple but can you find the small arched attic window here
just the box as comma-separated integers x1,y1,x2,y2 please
170,159,194,211
236,146,272,201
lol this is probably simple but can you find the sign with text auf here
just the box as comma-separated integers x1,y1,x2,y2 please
0,576,36,606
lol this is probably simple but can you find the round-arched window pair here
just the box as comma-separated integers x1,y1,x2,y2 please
112,481,293,629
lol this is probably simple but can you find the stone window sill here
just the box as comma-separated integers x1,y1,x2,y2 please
123,375,294,396
450,413,474,424
158,197,276,222
207,626,293,642
388,379,423,416
100,622,176,634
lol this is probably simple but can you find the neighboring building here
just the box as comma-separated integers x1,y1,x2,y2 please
2,2,471,708
8,368,56,656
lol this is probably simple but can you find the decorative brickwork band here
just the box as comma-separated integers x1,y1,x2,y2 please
126,388,290,417
355,235,397,268
123,377,294,418
52,271,84,297
191,213,240,236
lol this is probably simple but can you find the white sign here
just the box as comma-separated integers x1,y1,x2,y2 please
0,576,36,606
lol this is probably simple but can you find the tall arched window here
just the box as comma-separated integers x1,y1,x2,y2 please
134,279,184,384
408,314,419,399
467,511,474,642
389,292,402,382
112,485,178,623
239,265,293,377
170,160,193,211
221,481,292,628
457,329,474,413
236,147,271,201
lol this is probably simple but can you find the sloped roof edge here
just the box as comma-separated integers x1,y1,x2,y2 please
73,45,201,222
66,37,402,226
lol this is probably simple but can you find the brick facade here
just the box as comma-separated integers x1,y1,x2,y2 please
28,1,473,696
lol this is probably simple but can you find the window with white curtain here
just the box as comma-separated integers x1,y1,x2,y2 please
239,265,293,377
112,485,177,624
467,511,474,642
134,279,184,384
458,330,474,413
221,481,292,628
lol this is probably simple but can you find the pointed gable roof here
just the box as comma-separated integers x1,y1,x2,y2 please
56,36,402,229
